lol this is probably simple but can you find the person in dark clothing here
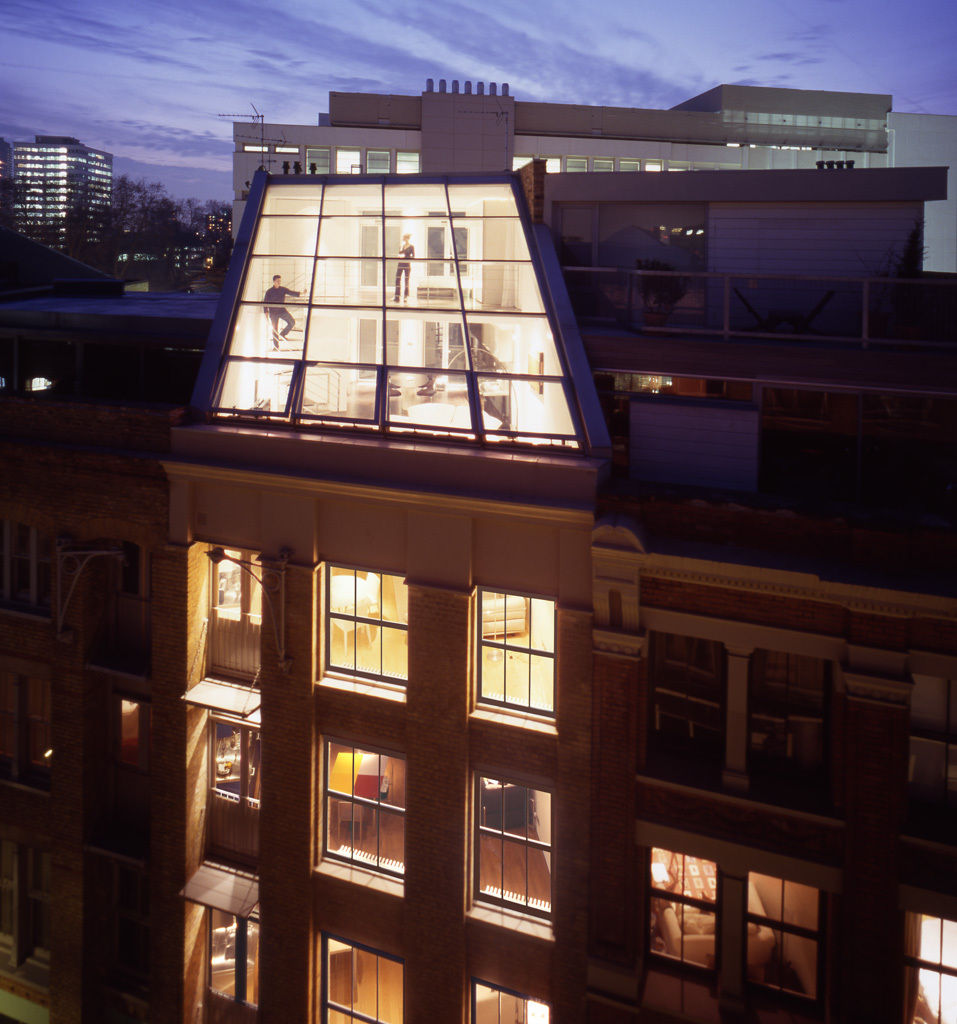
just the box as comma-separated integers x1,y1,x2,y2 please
263,274,300,346
393,234,414,302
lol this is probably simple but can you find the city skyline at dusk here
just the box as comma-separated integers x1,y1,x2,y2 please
1,0,956,201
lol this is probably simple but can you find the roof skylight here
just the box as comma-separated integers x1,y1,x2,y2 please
211,178,581,448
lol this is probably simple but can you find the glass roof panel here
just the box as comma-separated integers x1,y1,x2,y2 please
311,259,383,307
320,184,383,215
318,216,380,258
252,216,318,256
261,184,323,217
446,183,519,215
242,257,312,305
453,217,532,262
211,177,584,450
385,310,467,370
300,365,378,423
383,183,450,217
461,263,543,313
216,359,296,417
305,309,382,364
465,315,563,377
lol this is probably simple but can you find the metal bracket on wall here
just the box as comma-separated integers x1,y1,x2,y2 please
56,535,124,640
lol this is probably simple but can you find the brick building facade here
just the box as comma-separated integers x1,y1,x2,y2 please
1,165,956,1024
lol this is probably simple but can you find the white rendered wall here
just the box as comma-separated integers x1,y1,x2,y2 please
889,112,957,273
630,400,759,492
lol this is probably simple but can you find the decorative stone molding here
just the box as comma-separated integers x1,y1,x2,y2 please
844,671,911,707
592,628,646,659
592,514,645,632
634,552,957,621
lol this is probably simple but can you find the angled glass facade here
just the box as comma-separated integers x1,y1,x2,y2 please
211,178,581,447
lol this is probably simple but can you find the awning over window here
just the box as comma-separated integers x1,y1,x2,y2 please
181,862,259,917
183,679,261,723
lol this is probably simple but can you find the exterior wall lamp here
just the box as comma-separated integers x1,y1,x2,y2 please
206,546,292,673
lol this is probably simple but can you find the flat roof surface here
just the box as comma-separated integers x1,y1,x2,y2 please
585,329,957,395
0,292,219,320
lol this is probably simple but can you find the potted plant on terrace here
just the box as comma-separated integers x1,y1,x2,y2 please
635,258,689,328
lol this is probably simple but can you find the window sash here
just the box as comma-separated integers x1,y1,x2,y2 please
324,741,405,876
325,566,408,684
475,776,552,916
477,589,556,716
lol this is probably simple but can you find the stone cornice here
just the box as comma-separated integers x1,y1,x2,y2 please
593,627,646,659
163,458,595,527
635,553,957,620
844,671,911,706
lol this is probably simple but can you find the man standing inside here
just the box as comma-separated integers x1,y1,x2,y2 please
263,274,300,347
393,233,414,303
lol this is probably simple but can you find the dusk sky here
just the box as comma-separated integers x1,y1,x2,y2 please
2,0,955,203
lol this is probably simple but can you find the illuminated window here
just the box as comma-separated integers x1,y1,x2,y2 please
476,775,551,916
210,909,259,1007
905,913,957,1024
512,156,533,171
322,935,403,1022
649,848,718,970
209,719,261,864
242,145,268,154
326,566,408,685
747,873,820,1000
366,150,391,174
477,589,555,715
324,741,405,875
473,980,550,1022
336,148,362,174
0,672,51,785
565,157,588,173
276,145,299,155
209,548,261,681
396,151,420,174
645,161,662,172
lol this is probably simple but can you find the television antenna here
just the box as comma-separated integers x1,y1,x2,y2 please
218,104,290,173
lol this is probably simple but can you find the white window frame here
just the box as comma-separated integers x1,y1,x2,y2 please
395,151,420,174
306,147,331,175
477,588,556,717
475,774,552,918
323,739,405,877
366,150,391,174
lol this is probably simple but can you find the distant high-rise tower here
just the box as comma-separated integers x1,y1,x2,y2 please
13,135,112,246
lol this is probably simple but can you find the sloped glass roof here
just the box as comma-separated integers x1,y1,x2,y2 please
209,177,583,448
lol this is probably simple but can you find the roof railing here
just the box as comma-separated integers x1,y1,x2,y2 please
561,266,957,348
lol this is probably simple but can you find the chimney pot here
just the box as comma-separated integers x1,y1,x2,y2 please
464,81,472,94
426,78,434,92
477,82,485,95
439,78,447,93
489,82,497,96
502,83,510,96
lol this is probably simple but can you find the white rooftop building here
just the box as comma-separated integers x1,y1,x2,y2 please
232,81,957,272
